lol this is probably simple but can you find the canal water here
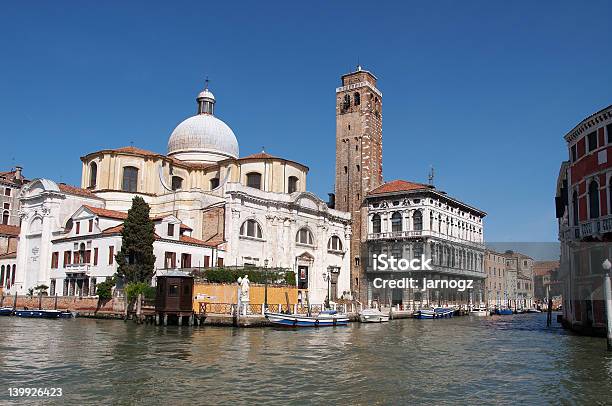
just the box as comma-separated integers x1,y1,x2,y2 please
1,314,611,405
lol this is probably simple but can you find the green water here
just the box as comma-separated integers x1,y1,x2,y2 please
0,313,610,405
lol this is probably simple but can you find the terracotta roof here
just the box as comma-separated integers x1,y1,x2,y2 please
114,146,160,157
180,223,192,231
0,251,17,259
0,224,20,236
368,180,432,196
241,152,278,160
102,225,124,234
533,260,560,276
83,205,128,220
58,183,100,199
179,235,222,247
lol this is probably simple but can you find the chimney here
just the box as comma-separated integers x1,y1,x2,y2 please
14,166,23,181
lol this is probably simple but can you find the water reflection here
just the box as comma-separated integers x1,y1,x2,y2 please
0,314,611,404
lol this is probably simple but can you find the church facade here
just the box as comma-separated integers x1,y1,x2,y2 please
5,83,351,304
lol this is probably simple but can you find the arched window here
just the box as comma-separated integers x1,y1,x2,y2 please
391,212,402,232
11,265,15,284
589,180,600,219
296,228,314,246
89,162,97,188
246,172,262,190
122,166,139,192
372,214,381,234
413,211,423,231
328,235,343,251
1,211,8,225
288,176,299,193
210,178,220,190
343,94,351,110
354,92,360,106
240,219,263,239
171,176,183,191
0,265,4,287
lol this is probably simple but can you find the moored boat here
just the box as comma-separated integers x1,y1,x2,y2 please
359,308,390,323
470,307,488,316
414,309,435,319
526,308,542,313
0,307,14,316
14,309,62,319
434,307,454,318
495,308,513,315
265,310,349,327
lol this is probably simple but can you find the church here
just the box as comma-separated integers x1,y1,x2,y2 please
2,81,351,304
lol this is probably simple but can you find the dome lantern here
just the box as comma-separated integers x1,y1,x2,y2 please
197,79,215,115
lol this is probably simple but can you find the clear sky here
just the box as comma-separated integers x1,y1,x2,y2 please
1,1,611,243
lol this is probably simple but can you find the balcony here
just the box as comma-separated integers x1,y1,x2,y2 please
367,229,485,249
65,263,91,274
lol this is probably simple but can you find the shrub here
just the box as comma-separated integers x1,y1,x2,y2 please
124,282,156,301
190,267,296,285
96,275,116,301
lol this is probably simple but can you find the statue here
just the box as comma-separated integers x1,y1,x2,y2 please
237,275,250,315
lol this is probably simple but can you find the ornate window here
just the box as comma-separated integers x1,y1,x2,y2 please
391,212,402,232
240,219,263,239
589,180,600,219
372,214,381,234
210,178,220,190
413,210,423,231
122,166,139,192
171,176,183,191
328,235,343,252
89,162,97,188
246,172,262,190
288,176,299,193
296,228,314,246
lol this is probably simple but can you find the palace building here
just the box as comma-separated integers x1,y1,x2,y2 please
556,104,612,335
364,180,486,308
3,83,351,304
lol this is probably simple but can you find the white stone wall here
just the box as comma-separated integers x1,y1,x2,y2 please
223,182,351,304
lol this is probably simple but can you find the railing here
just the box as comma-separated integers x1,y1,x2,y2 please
367,230,484,248
197,302,355,315
64,264,91,274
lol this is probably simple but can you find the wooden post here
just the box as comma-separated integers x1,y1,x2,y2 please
178,314,183,326
0,294,4,307
38,292,42,310
285,292,291,314
155,314,160,325
546,285,552,327
54,294,58,310
13,291,17,310
136,294,143,324
163,314,168,326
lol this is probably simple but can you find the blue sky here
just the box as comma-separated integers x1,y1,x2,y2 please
1,1,611,243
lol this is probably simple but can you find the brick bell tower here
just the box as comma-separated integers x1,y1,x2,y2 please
335,65,383,302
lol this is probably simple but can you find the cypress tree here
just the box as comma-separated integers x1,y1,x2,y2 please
116,196,156,284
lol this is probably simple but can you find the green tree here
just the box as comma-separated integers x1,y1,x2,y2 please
115,196,156,284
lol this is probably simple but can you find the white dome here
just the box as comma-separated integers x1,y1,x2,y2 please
168,114,239,162
197,89,215,101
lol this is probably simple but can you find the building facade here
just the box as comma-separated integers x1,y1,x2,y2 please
6,82,352,304
364,180,486,308
335,66,383,302
0,167,27,226
484,250,507,308
502,251,535,310
556,104,612,334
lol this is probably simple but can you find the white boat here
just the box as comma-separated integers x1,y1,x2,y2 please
470,307,488,316
265,310,349,327
359,308,390,323
526,308,542,313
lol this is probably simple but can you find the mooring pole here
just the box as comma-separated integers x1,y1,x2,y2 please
602,259,612,351
13,291,17,310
